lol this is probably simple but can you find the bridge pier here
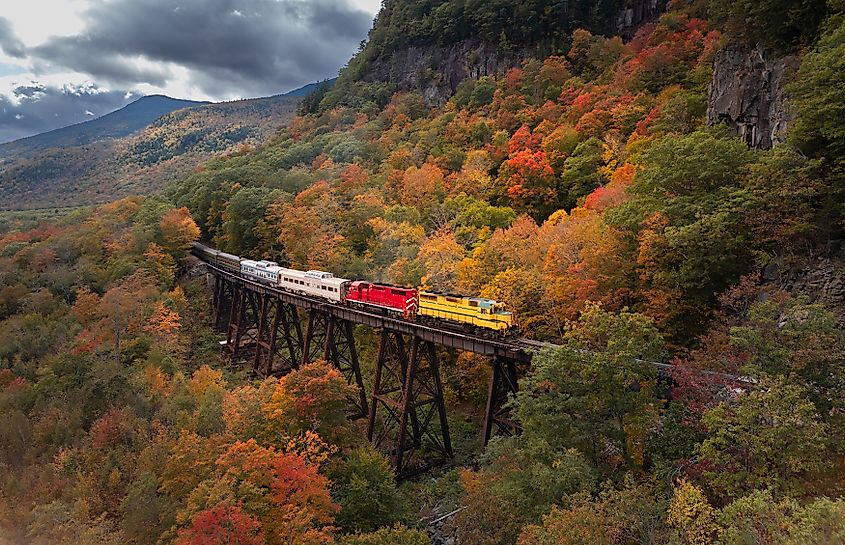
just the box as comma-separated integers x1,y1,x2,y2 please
302,309,369,419
368,329,452,478
226,284,261,361
482,357,522,446
211,275,235,333
253,296,303,377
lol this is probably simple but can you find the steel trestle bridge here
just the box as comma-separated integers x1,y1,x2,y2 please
192,251,693,477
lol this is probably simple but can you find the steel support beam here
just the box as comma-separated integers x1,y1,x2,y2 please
211,275,234,333
226,285,260,361
482,357,521,446
253,296,303,377
301,309,368,418
301,308,330,366
368,329,452,478
325,318,369,418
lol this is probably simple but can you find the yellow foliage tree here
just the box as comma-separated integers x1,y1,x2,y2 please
418,229,464,292
142,242,177,287
666,480,721,545
189,365,227,400
160,207,200,258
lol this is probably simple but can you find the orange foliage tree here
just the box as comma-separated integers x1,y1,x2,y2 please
263,360,356,447
160,206,201,259
214,439,338,545
399,163,445,210
499,149,557,219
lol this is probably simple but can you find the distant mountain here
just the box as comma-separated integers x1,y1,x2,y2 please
0,94,300,210
282,79,336,97
0,95,208,160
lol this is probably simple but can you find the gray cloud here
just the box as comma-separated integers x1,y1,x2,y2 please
29,0,373,97
0,17,26,58
0,84,134,143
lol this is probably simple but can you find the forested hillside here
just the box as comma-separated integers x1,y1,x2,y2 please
2,0,845,544
0,96,207,157
0,95,300,210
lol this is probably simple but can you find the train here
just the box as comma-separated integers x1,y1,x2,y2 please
192,242,515,333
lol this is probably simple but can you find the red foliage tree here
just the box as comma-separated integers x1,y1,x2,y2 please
177,504,266,545
500,149,557,218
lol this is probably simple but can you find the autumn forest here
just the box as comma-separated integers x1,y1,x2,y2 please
2,0,845,544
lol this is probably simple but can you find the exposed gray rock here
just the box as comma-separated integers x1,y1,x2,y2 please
360,0,667,107
707,44,799,149
779,256,845,324
361,37,527,107
616,0,665,40
762,260,781,282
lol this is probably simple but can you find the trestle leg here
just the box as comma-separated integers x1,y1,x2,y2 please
368,330,452,478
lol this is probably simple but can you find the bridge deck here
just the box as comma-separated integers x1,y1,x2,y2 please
197,257,746,383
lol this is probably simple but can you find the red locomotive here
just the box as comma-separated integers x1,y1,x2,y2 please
346,281,418,319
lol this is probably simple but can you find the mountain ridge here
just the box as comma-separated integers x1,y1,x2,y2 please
0,79,334,153
0,95,208,155
0,80,337,210
0,94,300,210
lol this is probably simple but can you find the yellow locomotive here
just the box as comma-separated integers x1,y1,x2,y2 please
418,291,514,332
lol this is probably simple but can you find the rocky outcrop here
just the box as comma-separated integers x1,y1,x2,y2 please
707,44,799,149
782,255,845,324
360,0,667,107
361,37,528,107
763,249,845,324
616,0,665,40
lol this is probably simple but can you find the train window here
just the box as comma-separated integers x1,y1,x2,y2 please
469,300,478,307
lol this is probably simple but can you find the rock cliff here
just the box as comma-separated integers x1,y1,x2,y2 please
781,254,845,325
358,0,667,107
707,44,799,149
360,37,525,107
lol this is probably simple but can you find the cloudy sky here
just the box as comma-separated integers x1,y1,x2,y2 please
0,0,381,143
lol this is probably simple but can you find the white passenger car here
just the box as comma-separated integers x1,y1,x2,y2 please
241,259,283,285
277,268,350,303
